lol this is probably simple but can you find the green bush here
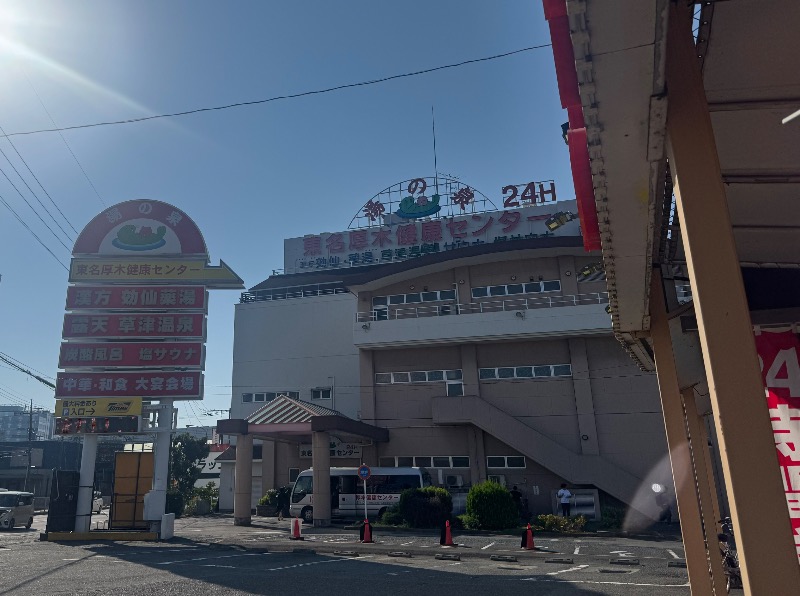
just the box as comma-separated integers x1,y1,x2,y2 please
464,481,519,530
599,506,626,529
258,489,278,507
453,514,480,530
379,506,405,526
536,514,587,533
398,486,452,528
193,482,219,505
165,490,185,518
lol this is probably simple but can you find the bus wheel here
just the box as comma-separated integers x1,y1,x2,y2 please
378,507,387,520
301,507,313,523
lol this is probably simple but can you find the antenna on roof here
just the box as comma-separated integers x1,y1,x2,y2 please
432,105,439,196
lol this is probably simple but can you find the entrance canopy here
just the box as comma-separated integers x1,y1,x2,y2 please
217,395,388,444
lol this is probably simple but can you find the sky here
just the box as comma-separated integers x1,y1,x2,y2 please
0,1,574,429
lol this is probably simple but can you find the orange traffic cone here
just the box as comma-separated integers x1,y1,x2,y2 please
361,519,374,544
290,517,304,540
441,520,454,547
521,523,535,550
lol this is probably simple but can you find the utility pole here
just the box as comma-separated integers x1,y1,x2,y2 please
25,399,33,492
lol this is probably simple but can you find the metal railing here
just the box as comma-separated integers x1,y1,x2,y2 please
356,292,609,322
241,285,347,303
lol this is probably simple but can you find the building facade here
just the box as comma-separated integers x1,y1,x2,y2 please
0,406,55,442
224,192,672,519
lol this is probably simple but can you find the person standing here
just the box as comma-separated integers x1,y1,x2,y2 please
557,483,572,517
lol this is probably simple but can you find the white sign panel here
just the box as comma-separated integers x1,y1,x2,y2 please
284,200,580,274
299,438,364,459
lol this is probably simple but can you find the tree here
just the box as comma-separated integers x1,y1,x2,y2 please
169,433,210,499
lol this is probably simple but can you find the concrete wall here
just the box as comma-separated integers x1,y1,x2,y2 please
231,292,360,419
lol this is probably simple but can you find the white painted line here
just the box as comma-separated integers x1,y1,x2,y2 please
158,553,266,566
401,541,415,546
62,558,80,561
573,546,581,555
667,549,681,559
253,531,282,534
481,542,496,550
547,564,589,575
523,578,690,588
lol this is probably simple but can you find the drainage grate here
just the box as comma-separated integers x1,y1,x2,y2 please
435,553,461,561
545,557,574,564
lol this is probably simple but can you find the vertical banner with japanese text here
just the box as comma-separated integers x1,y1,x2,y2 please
755,329,800,561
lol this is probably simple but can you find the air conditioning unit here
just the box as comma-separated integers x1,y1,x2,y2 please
488,474,506,487
445,474,463,487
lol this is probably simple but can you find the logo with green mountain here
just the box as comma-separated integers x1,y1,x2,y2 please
112,225,167,251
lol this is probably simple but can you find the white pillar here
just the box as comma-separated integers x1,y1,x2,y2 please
145,400,173,531
74,434,98,533
312,431,331,526
234,434,253,526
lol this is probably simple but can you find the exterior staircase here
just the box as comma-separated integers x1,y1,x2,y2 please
432,395,646,509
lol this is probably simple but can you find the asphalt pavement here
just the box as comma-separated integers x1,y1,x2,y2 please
0,511,717,595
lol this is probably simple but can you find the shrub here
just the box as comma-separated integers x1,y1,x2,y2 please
465,481,519,530
536,514,587,533
165,490,185,518
398,486,453,528
258,489,278,507
379,506,405,526
599,506,626,529
455,514,480,530
193,482,219,506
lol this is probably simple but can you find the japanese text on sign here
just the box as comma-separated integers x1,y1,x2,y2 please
63,312,205,339
55,371,203,399
59,342,204,369
66,286,206,310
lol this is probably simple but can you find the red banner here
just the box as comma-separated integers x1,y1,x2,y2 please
63,312,205,339
65,285,207,311
55,371,203,399
59,342,204,369
755,329,800,560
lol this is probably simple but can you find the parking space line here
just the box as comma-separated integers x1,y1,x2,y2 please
546,565,589,575
158,553,266,566
573,546,580,555
667,549,681,559
481,542,496,550
401,541,415,546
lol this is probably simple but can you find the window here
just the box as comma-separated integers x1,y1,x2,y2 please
396,456,413,467
506,284,524,295
414,456,432,467
373,290,457,307
242,393,253,403
471,287,488,298
489,285,506,296
421,291,438,302
439,290,456,301
253,393,266,402
389,294,405,305
472,280,562,298
382,456,469,469
289,468,300,482
479,364,573,381
405,293,422,303
446,382,464,397
372,296,387,306
292,475,312,503
542,280,561,292
375,369,463,385
553,364,573,377
451,457,470,468
311,388,332,400
524,282,541,293
432,457,450,467
379,457,396,467
487,456,526,469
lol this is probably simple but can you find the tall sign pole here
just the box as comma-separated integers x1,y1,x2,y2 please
58,200,243,535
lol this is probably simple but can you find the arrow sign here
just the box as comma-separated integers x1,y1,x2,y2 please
69,258,244,288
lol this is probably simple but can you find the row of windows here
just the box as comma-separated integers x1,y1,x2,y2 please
479,364,572,380
379,456,471,469
372,289,457,307
241,391,300,403
377,455,525,469
471,279,561,299
375,370,463,384
487,456,526,469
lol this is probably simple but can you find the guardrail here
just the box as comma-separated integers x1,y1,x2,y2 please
241,286,347,303
356,292,609,322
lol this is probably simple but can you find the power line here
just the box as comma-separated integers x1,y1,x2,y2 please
0,352,57,390
23,71,106,209
0,191,70,270
1,44,552,139
0,128,76,244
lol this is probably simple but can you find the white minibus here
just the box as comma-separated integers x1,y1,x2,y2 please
289,467,427,522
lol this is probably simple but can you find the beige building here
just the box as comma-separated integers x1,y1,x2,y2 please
219,197,672,524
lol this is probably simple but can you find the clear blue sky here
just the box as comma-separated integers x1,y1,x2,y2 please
0,1,573,427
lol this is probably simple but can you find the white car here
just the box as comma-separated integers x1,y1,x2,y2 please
92,492,104,514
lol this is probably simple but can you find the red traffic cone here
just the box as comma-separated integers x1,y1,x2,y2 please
290,517,304,540
361,519,374,543
442,520,455,547
522,523,535,550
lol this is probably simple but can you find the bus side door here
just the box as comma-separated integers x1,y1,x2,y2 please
339,475,358,514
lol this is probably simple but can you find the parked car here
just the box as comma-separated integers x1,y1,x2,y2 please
92,491,104,514
0,490,35,530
